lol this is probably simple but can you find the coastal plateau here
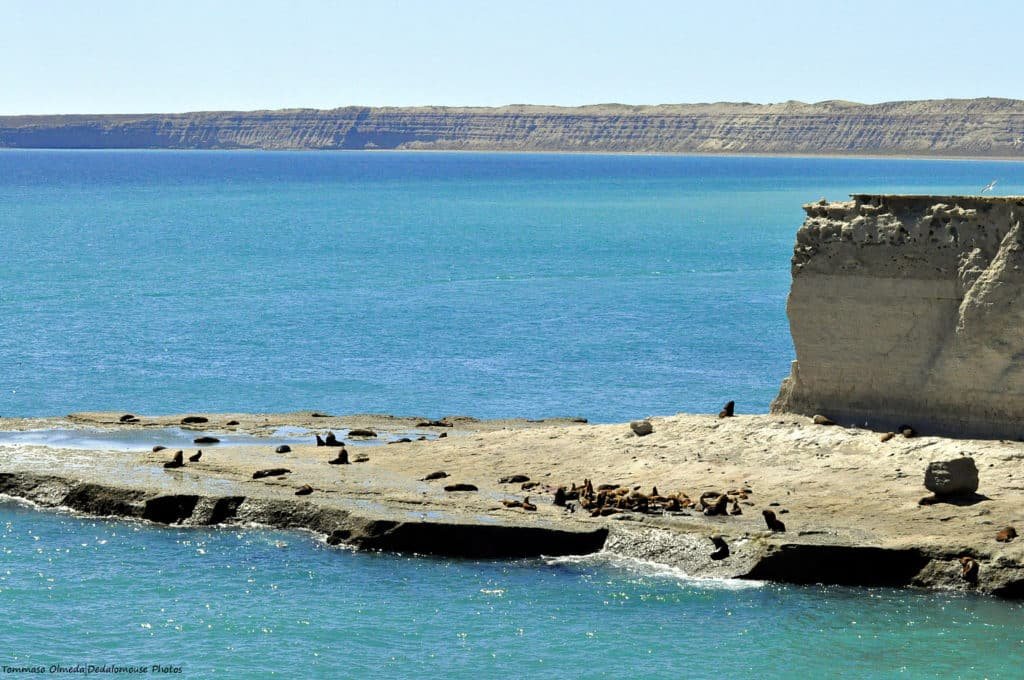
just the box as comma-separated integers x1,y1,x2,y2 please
4,98,1024,156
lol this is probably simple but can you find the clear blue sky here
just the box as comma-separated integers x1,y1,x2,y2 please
4,0,1022,114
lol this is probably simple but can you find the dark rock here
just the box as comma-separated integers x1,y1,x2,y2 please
812,414,835,426
181,416,208,424
444,483,478,492
421,471,449,481
898,424,918,438
252,468,291,479
718,400,735,418
275,445,291,453
163,451,185,469
193,436,220,444
762,509,786,532
311,412,330,418
499,474,530,484
326,529,351,545
570,418,588,423
142,495,199,524
188,450,202,462
924,457,979,496
417,436,427,441
630,420,654,436
347,429,377,438
996,526,1018,542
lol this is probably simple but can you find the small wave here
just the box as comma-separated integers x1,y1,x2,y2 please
544,551,764,590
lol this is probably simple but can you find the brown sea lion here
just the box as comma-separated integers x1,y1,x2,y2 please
762,509,786,532
996,527,1018,543
499,475,530,484
295,485,314,496
522,497,537,512
880,432,895,442
959,556,979,583
163,450,185,469
421,470,449,481
729,500,743,516
501,499,523,508
193,436,219,444
444,483,478,492
188,450,202,462
324,432,342,446
718,400,735,418
252,468,291,479
119,414,137,423
152,445,167,452
328,447,349,465
276,445,291,453
553,487,567,507
315,434,326,447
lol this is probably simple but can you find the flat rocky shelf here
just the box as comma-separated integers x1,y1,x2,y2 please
0,411,1022,597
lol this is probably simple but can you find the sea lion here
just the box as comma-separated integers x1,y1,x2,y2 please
193,436,219,444
729,500,743,516
553,487,567,507
353,454,369,463
499,474,530,484
880,432,895,443
416,420,452,428
152,445,167,452
347,429,377,438
718,400,735,418
421,471,449,481
762,509,786,532
226,420,239,426
315,434,326,447
388,438,413,444
897,424,917,438
521,481,540,490
324,432,342,446
181,416,208,424
275,445,291,453
522,497,537,512
163,450,185,469
996,527,1018,543
709,536,730,560
438,432,448,438
252,468,290,479
188,450,202,462
501,499,523,508
444,483,478,492
119,414,137,423
328,447,349,465
959,556,979,583
812,414,835,426
295,485,314,496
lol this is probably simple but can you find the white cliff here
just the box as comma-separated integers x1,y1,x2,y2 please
772,194,1024,438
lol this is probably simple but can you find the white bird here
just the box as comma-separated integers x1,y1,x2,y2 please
981,180,997,194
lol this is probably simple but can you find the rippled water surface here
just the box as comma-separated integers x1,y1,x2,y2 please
4,151,1024,677
2,502,1021,678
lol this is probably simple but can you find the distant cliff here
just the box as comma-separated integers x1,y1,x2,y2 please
772,194,1024,438
3,99,1024,156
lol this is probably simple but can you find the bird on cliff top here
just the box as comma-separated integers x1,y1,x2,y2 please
981,180,997,194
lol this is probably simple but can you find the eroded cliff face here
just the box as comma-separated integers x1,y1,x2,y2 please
772,195,1024,438
3,99,1024,155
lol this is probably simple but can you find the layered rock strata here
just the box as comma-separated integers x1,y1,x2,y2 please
772,195,1024,438
4,98,1024,156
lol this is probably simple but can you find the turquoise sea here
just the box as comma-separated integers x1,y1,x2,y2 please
3,150,1024,677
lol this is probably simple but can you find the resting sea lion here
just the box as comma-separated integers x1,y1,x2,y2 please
421,470,449,481
276,445,291,453
295,485,314,496
252,468,291,479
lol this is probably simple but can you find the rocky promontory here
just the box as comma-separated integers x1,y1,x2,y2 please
773,195,1024,439
4,98,1024,156
0,410,1021,598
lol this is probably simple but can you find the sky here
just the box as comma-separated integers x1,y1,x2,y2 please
2,0,1022,115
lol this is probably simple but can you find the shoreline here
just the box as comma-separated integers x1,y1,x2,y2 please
1,411,1021,598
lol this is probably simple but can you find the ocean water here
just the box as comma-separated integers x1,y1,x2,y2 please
4,149,1024,422
3,150,1024,676
2,500,1022,678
